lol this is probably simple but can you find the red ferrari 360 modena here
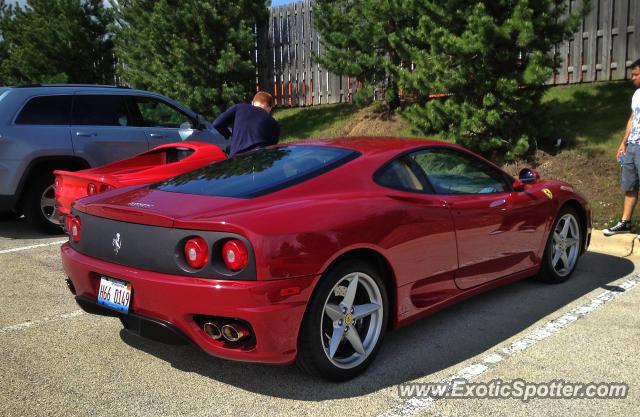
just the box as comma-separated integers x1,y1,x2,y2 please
61,137,591,381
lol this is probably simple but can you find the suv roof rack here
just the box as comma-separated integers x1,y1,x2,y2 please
14,84,131,89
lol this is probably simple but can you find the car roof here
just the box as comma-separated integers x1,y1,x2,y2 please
286,136,457,157
9,84,131,90
3,84,165,97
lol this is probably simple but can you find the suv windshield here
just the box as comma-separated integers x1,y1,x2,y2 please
152,146,359,198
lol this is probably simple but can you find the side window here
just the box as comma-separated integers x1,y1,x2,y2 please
72,95,130,126
411,149,509,194
130,97,194,129
15,95,72,125
375,157,424,192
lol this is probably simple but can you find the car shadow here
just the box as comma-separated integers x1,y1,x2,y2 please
0,215,65,239
118,251,634,399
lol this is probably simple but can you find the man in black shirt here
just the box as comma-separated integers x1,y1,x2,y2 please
213,91,280,157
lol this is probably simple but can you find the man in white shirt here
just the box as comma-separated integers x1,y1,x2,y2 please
604,59,640,235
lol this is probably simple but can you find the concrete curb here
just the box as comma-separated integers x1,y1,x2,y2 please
588,230,640,257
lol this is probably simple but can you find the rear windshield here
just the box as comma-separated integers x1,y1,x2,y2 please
152,146,359,198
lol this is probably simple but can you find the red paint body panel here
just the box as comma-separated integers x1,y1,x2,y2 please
62,243,318,364
54,142,226,218
61,136,592,364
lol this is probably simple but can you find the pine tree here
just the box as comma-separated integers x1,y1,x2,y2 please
0,1,8,84
112,0,268,119
396,0,590,159
313,0,412,110
0,0,114,85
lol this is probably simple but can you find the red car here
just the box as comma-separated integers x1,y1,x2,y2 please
61,137,591,381
54,141,227,221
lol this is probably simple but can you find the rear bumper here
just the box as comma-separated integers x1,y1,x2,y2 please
75,296,193,345
61,243,319,364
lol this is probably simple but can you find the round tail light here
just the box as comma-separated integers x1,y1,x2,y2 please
184,237,209,269
222,239,248,271
100,184,114,193
87,183,97,195
66,216,81,242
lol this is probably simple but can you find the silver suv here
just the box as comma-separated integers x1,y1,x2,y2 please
0,85,226,233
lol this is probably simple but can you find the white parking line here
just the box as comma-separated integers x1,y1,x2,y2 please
0,310,84,335
378,274,640,417
0,240,67,255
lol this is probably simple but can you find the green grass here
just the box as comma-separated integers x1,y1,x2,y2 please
273,103,356,142
271,81,638,228
543,81,631,155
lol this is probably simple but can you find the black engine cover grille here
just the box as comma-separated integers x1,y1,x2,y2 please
70,212,256,280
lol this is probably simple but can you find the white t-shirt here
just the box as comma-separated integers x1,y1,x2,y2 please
628,88,640,144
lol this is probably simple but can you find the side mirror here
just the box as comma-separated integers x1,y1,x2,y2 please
194,114,209,131
512,179,526,191
518,168,540,184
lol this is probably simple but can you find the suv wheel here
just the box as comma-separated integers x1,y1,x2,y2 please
24,172,63,234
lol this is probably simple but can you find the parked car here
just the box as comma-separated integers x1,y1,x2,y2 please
54,141,227,222
0,84,226,233
60,137,591,381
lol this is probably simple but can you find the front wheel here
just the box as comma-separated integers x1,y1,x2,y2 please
297,260,389,381
537,207,582,283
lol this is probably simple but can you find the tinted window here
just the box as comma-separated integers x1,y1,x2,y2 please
129,96,193,128
72,95,130,126
375,158,424,192
153,146,359,198
15,95,72,125
411,149,509,194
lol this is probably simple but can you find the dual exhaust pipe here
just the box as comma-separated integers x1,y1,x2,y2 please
203,321,250,342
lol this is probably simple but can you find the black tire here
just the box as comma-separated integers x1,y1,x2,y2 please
296,259,389,381
23,172,63,234
537,207,582,284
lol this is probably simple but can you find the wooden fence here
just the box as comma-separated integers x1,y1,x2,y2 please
554,0,640,84
257,0,640,107
256,0,354,107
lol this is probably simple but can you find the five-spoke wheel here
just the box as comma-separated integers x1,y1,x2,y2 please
539,207,582,283
297,260,388,381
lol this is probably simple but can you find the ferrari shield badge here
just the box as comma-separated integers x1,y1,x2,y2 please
542,188,553,200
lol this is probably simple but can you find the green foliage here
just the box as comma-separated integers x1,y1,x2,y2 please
0,0,114,85
0,2,7,78
397,0,590,160
111,0,268,119
313,0,410,110
353,84,374,108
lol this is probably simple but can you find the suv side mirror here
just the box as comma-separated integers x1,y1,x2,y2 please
194,114,209,131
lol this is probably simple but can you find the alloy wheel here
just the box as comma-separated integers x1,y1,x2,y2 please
320,271,384,369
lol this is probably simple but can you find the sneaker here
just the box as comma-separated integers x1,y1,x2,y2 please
603,220,632,236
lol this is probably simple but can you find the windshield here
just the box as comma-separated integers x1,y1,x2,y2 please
152,145,359,198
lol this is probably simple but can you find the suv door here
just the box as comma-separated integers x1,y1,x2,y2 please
128,96,226,148
70,94,149,166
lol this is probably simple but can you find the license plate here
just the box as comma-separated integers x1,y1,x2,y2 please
97,276,132,313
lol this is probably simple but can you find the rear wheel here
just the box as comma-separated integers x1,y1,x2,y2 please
537,207,582,283
297,260,388,381
23,172,63,234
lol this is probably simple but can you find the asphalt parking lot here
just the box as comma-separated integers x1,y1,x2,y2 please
1,216,638,417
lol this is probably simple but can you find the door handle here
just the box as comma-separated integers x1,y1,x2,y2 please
75,132,95,137
149,133,167,138
490,199,507,208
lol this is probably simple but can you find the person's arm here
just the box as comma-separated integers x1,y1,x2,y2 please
212,104,238,140
617,113,634,159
